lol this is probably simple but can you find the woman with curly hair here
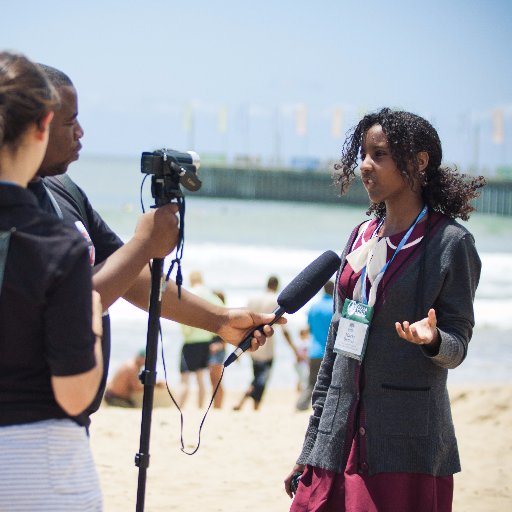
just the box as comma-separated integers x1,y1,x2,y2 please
284,108,485,512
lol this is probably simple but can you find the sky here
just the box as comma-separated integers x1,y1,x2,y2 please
1,0,511,173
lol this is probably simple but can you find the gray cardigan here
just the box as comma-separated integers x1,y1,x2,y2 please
296,216,481,476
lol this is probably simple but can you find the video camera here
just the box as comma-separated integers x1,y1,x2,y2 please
141,149,201,204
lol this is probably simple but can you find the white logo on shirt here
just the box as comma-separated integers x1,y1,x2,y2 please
74,221,96,266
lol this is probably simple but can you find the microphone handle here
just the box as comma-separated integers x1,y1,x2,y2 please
223,305,286,367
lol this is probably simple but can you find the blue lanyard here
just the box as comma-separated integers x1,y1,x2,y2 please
360,205,428,304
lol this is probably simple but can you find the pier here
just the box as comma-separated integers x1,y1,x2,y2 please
191,166,512,216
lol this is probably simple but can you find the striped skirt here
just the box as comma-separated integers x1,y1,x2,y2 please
0,419,102,511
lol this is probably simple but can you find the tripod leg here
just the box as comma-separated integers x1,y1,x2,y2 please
135,258,164,512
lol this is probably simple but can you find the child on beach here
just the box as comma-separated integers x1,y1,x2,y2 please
295,327,311,392
284,108,485,512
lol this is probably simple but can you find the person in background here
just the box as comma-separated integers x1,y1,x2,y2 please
0,51,103,510
29,64,284,427
295,327,311,393
178,271,224,409
234,276,302,411
209,289,227,408
285,108,484,512
296,280,334,411
104,350,147,408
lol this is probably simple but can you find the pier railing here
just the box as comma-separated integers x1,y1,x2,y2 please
473,180,512,216
191,166,512,216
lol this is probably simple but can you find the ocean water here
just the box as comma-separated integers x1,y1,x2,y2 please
69,156,512,389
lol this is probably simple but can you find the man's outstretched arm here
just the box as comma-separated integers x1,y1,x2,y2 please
123,267,285,348
92,204,179,309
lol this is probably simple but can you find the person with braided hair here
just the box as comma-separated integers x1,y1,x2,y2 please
285,108,485,512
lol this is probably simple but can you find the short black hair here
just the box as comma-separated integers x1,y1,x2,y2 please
267,276,279,291
324,280,334,296
37,64,73,88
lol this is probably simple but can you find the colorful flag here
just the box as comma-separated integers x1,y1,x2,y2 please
331,107,344,139
492,108,504,145
183,104,194,133
295,104,307,136
218,105,228,134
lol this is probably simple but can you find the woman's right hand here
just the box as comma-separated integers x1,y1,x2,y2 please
284,464,305,498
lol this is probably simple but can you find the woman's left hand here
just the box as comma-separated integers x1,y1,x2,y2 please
395,308,439,347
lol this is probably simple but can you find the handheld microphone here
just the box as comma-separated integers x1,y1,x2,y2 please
224,250,341,367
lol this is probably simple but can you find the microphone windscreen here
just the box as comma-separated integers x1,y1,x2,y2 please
277,250,341,314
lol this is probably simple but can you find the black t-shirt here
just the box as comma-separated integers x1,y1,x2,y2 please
28,176,124,427
0,184,96,426
36,177,124,266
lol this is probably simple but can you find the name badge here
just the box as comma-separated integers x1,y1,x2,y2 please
333,299,374,361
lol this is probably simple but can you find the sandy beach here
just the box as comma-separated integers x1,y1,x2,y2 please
90,385,512,511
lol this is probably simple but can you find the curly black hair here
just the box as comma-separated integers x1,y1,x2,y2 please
333,108,486,220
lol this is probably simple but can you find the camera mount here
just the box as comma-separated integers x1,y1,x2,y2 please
135,148,201,511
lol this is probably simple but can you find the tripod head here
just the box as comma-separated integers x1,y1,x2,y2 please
141,148,202,206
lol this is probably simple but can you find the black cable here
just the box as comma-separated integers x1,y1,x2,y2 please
165,196,186,298
139,176,186,295
159,326,225,456
140,174,149,214
140,173,218,457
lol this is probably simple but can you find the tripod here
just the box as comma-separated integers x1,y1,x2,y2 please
135,255,164,512
134,191,184,511
134,151,200,511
